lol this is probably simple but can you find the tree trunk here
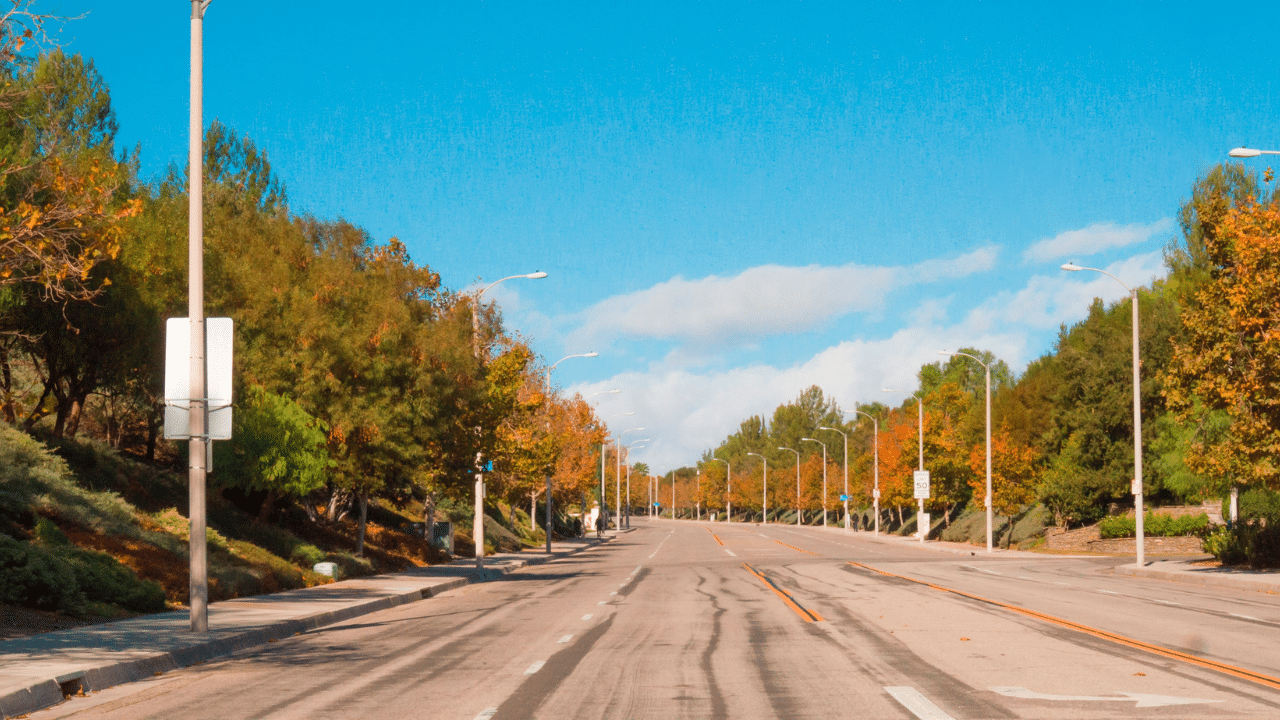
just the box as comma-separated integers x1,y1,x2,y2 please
355,493,369,556
895,506,903,528
145,407,159,462
530,492,537,531
943,502,953,527
422,491,436,550
257,489,279,523
63,395,85,438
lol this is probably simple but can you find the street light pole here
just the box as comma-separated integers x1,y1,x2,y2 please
543,353,598,554
801,438,828,526
778,447,800,525
849,410,880,536
1062,264,1145,567
624,439,648,528
746,452,768,524
818,427,850,531
940,350,992,553
188,0,212,633
469,270,547,570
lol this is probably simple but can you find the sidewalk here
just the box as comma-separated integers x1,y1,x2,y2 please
1114,558,1280,595
0,534,618,719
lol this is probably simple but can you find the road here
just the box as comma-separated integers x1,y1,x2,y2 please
32,519,1280,719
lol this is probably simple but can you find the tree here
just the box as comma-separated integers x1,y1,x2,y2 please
969,428,1040,545
213,386,330,521
1166,198,1280,491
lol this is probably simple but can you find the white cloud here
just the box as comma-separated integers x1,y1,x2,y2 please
566,246,999,349
1022,219,1173,263
569,250,1168,472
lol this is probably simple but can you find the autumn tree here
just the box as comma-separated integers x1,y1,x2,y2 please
1166,197,1280,492
969,428,1040,546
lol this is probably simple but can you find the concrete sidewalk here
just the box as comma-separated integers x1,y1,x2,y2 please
0,534,618,719
1114,558,1280,595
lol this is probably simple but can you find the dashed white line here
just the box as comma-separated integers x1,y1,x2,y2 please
473,709,497,720
525,661,545,675
1152,599,1180,606
609,591,618,596
558,634,573,643
1054,581,1070,586
724,549,737,556
598,601,608,605
1231,613,1262,621
884,686,954,720
582,614,593,620
1017,576,1033,580
1098,589,1119,595
632,565,642,575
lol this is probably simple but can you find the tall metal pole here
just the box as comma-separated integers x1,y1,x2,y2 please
671,471,675,519
1060,265,1145,566
802,438,828,526
625,465,631,528
1132,288,1145,567
615,438,622,530
917,397,925,542
820,427,850,531
187,0,211,634
985,365,993,553
747,453,768,524
696,469,700,520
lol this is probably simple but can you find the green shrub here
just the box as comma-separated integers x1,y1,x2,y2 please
0,533,83,612
61,546,166,613
1205,521,1280,568
1099,512,1210,539
289,544,325,567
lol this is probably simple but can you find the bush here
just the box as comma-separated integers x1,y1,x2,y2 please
289,544,325,567
0,531,165,615
1099,512,1210,539
0,533,83,612
1205,520,1280,568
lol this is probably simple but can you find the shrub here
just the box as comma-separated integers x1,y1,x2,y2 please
0,533,83,612
1099,512,1210,539
1205,521,1280,568
289,544,325,567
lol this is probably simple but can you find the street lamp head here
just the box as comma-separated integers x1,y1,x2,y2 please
1230,147,1262,158
1060,263,1083,272
526,271,549,279
818,426,839,432
584,351,599,357
801,437,815,442
938,350,953,357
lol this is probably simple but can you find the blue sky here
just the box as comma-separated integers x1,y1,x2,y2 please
57,0,1280,470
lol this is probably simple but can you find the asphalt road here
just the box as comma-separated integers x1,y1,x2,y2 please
32,519,1280,719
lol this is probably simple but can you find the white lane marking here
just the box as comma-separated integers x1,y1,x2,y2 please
992,686,1219,708
884,686,955,719
1152,599,1180,606
1230,612,1262,621
558,634,573,643
724,549,737,557
473,709,497,720
598,601,608,605
961,564,1002,576
582,614,593,620
632,565,642,575
1054,581,1070,586
524,661,545,675
1017,576,1033,580
1098,589,1119,595
619,582,628,587
609,591,617,596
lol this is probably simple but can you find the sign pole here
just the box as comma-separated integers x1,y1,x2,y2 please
187,0,211,634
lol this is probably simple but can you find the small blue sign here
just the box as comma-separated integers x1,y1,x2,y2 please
653,502,661,507
484,461,493,471
839,494,849,501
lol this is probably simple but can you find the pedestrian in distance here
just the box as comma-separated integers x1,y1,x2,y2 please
595,512,605,538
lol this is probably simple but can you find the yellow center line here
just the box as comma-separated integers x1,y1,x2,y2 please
706,527,725,546
743,563,825,622
775,539,819,555
848,561,1280,692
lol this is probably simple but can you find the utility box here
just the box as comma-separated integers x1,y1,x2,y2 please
431,522,454,554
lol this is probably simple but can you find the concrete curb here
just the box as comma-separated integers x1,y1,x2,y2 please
1113,562,1280,595
0,536,613,719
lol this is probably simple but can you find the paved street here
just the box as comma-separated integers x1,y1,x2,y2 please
32,520,1280,719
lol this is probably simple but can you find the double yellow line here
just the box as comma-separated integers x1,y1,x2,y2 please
705,527,725,546
775,539,819,555
743,563,825,622
848,561,1280,692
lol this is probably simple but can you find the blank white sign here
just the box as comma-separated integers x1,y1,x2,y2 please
164,317,233,440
